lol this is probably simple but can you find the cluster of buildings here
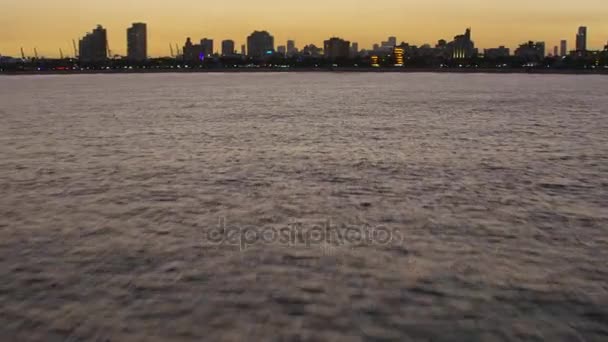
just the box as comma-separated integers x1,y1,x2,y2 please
78,23,147,64
5,23,606,68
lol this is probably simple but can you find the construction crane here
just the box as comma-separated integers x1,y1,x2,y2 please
59,48,64,59
34,48,39,59
20,47,25,60
170,44,174,57
175,44,180,56
72,39,78,58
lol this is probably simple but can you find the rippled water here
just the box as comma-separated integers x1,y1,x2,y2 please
1,73,607,341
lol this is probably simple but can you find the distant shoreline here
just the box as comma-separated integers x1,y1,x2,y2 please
2,67,608,76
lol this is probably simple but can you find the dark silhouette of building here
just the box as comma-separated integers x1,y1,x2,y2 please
515,41,545,62
350,42,359,57
560,40,567,56
127,23,147,62
247,31,274,58
277,45,286,56
201,38,213,57
324,37,350,60
79,25,107,63
183,37,203,62
447,28,476,59
301,44,322,57
576,26,587,53
287,40,296,56
221,40,235,56
484,46,510,59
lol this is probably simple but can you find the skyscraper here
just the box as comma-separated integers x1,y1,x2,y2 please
287,40,296,56
576,26,587,53
553,46,558,57
79,25,107,63
241,44,246,56
247,31,274,58
277,45,286,56
350,42,359,57
127,23,147,62
560,40,567,56
201,38,214,57
221,40,235,56
324,37,350,60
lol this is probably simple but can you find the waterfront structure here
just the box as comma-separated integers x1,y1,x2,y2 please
247,31,274,58
221,40,235,56
576,26,587,53
324,37,350,60
201,38,214,57
484,46,510,59
515,41,545,62
127,23,147,62
447,28,476,59
79,25,107,63
560,40,567,56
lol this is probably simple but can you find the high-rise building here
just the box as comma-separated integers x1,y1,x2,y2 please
323,37,350,60
393,46,404,66
241,44,246,56
221,40,235,56
448,28,476,59
576,26,587,52
553,46,558,57
277,45,286,56
560,40,567,56
79,25,108,63
201,38,214,57
287,40,296,56
127,23,147,62
247,31,274,58
350,42,359,57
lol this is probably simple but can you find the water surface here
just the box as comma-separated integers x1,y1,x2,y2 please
1,73,607,341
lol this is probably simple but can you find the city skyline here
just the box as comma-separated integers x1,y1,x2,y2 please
2,1,608,58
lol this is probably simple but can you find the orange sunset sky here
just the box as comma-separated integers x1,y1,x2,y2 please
1,0,607,58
